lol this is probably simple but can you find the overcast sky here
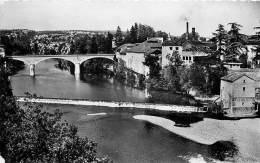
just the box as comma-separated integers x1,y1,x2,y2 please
0,0,260,37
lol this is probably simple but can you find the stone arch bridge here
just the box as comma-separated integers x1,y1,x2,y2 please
8,54,115,78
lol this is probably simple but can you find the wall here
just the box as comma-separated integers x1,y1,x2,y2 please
181,51,208,66
221,76,259,115
124,52,147,75
220,80,233,112
161,46,182,68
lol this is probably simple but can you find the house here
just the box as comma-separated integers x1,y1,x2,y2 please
223,62,243,70
181,40,213,66
161,40,182,67
115,43,139,66
119,38,162,75
220,71,260,117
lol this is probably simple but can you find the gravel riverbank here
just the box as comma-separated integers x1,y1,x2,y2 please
133,115,260,162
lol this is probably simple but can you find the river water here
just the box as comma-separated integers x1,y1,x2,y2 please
11,59,235,163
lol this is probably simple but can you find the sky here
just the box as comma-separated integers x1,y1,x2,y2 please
0,0,260,37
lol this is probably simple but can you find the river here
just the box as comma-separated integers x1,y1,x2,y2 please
11,59,238,163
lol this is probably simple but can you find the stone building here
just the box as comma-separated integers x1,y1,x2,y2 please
161,40,182,67
116,38,162,76
220,71,260,117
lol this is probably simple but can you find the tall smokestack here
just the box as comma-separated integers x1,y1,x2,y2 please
186,22,189,40
192,27,195,40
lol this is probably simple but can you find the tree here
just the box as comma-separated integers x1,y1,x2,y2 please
143,54,161,78
90,36,98,53
130,24,138,43
0,57,110,162
155,31,168,41
166,51,183,67
225,23,247,65
212,24,228,59
137,24,155,42
104,32,114,53
115,26,123,47
124,29,131,43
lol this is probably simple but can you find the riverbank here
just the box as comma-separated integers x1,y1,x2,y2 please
133,115,260,162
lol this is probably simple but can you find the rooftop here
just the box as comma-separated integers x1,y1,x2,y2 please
162,40,182,46
221,70,260,82
126,38,162,54
116,43,139,55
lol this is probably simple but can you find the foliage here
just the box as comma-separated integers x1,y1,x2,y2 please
155,31,169,41
166,51,183,67
0,30,36,55
120,23,167,44
188,63,227,95
0,57,111,163
115,26,124,47
189,63,207,93
0,30,114,56
136,24,155,42
143,54,161,78
212,24,228,58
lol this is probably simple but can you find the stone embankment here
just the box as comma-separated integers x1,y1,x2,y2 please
16,96,206,113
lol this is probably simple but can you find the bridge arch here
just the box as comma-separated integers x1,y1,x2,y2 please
8,54,116,78
78,56,115,65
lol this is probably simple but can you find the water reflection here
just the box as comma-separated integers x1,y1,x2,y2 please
11,59,146,102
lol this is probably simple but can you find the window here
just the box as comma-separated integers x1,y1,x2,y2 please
242,102,244,106
243,87,245,92
169,47,173,50
189,56,191,60
243,80,246,83
186,56,188,60
175,47,179,50
183,56,185,60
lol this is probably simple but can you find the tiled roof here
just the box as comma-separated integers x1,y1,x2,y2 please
162,40,182,46
116,43,138,55
126,38,162,54
221,71,260,82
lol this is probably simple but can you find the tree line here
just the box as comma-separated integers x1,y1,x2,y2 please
114,23,168,47
0,30,114,56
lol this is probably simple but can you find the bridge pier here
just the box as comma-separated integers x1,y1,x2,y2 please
74,63,80,80
29,64,35,76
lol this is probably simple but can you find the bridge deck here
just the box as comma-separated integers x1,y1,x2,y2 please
8,54,114,58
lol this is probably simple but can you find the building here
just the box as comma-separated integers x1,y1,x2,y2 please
123,38,162,75
115,43,139,66
220,71,260,117
223,62,243,70
161,40,182,67
181,40,212,66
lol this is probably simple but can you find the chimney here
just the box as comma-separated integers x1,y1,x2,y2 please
192,27,195,40
186,22,189,40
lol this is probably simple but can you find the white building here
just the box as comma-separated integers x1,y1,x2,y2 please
220,71,260,117
161,40,182,67
116,38,162,76
223,62,243,71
